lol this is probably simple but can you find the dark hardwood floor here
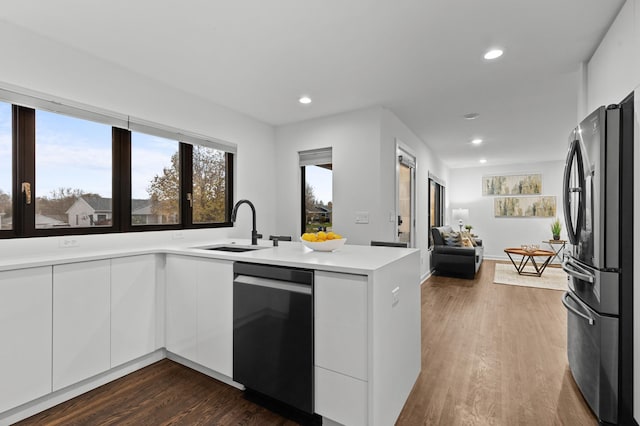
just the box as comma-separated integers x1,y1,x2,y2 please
18,260,596,425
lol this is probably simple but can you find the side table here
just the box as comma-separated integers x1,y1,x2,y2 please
542,239,567,265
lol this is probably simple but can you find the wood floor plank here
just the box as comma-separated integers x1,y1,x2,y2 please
17,260,595,425
396,260,596,426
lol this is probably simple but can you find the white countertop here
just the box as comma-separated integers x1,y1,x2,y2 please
0,239,419,275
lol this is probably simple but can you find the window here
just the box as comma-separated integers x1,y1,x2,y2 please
191,144,229,224
0,102,11,231
131,132,180,225
0,90,235,238
397,148,416,247
300,148,333,234
35,110,113,229
428,176,445,247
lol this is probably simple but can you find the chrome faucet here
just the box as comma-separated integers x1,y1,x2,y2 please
231,199,261,245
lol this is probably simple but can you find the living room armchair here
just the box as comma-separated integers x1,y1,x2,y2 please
431,226,483,278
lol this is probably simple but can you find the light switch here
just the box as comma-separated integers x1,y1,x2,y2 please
355,211,369,224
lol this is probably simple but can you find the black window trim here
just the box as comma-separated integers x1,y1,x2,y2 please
428,176,446,248
0,100,235,239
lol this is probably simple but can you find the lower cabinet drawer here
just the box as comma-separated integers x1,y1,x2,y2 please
315,366,367,426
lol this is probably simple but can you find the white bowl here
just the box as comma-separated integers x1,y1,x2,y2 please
300,237,347,252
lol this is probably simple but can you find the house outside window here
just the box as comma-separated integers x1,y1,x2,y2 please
299,148,333,234
0,88,236,238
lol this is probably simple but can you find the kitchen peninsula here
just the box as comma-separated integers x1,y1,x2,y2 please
0,240,421,426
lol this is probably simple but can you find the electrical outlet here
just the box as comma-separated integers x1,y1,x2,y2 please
355,211,369,224
59,238,79,248
392,286,400,306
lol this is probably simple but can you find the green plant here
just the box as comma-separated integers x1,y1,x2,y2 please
551,218,562,236
464,224,473,231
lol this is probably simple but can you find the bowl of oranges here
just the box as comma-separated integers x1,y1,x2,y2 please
300,231,346,252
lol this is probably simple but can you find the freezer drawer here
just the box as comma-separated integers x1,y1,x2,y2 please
563,291,618,424
563,257,619,316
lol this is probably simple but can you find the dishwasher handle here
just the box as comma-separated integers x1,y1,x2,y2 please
234,274,312,295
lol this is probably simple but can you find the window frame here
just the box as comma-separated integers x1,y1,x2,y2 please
0,103,235,239
428,177,445,248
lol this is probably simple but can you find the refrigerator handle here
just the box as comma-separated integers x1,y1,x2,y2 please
562,292,594,325
562,138,585,245
562,259,594,283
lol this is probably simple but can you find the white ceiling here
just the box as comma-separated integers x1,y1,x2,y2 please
0,0,625,168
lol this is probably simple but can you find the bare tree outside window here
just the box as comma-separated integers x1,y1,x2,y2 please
146,151,180,224
192,145,227,224
137,138,228,225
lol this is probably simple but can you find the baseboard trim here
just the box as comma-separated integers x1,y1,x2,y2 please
483,255,509,261
166,352,243,390
0,350,165,426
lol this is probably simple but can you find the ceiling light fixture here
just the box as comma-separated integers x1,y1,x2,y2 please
299,96,312,104
463,113,480,120
484,49,503,60
479,158,487,164
471,138,483,145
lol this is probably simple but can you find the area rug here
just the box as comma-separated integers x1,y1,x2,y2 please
493,262,568,291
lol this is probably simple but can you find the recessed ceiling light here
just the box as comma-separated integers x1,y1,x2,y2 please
463,113,480,120
479,158,487,164
299,96,312,104
484,49,503,60
471,138,483,145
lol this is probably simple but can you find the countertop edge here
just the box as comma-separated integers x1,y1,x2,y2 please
0,241,420,275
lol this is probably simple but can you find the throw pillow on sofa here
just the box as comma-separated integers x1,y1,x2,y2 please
442,231,462,247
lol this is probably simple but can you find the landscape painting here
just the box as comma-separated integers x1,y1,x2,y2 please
494,196,556,217
482,174,542,196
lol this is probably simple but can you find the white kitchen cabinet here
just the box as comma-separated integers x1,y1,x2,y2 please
196,258,233,376
53,260,111,391
0,267,52,413
166,255,198,361
315,270,368,380
316,366,368,426
314,270,368,425
111,255,158,368
165,255,233,376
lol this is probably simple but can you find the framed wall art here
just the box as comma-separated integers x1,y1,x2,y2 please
482,174,542,196
494,196,556,217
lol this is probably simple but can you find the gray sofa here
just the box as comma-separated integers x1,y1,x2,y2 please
431,226,483,279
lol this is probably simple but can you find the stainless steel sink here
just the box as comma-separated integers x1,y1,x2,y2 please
195,244,267,253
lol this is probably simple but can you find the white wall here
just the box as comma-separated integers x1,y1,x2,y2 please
274,106,383,244
274,106,448,279
583,0,640,420
564,4,640,415
587,0,639,111
448,161,565,260
0,20,277,257
380,108,449,277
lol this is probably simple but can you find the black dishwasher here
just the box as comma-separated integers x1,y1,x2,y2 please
233,262,314,414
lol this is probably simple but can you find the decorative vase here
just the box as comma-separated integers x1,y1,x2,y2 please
553,235,560,240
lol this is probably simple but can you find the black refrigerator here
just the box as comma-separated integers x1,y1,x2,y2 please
561,92,634,425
